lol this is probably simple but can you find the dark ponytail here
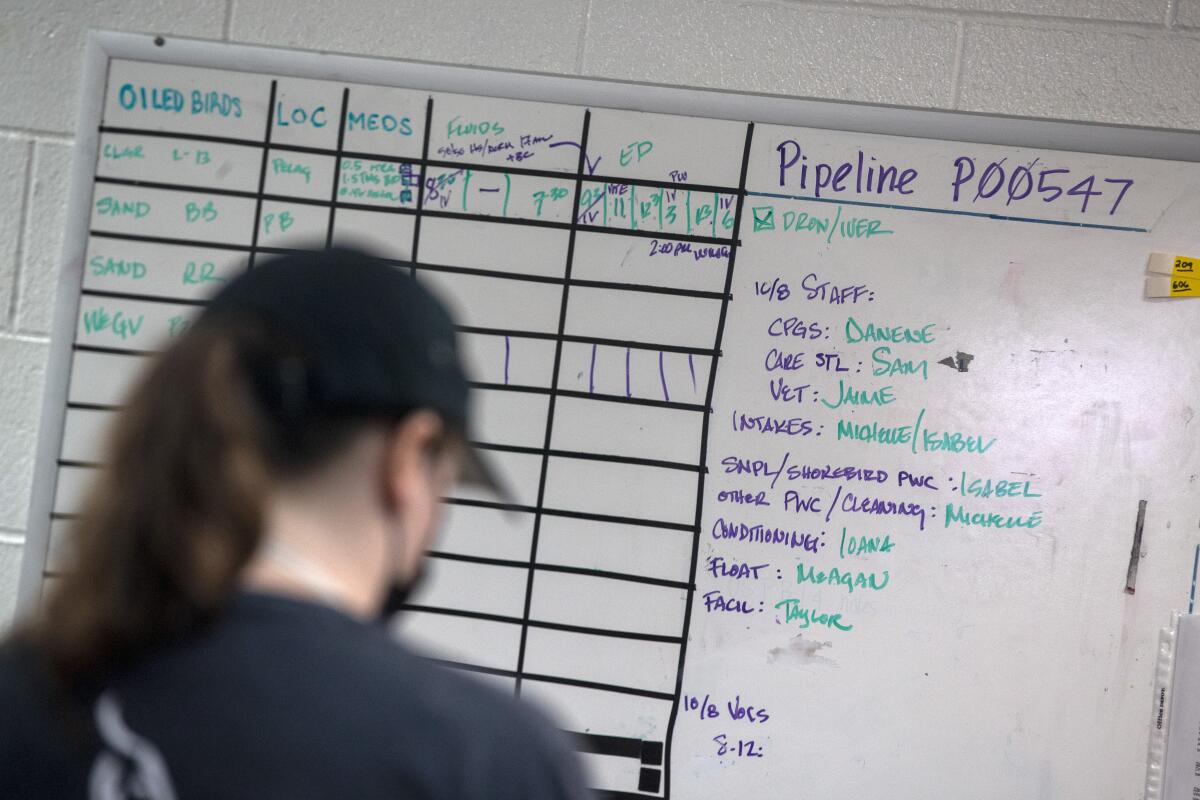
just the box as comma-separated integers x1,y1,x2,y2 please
17,317,370,687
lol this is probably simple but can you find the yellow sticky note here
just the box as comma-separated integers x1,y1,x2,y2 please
1145,253,1199,297
1170,276,1198,297
1147,252,1200,278
1145,275,1199,298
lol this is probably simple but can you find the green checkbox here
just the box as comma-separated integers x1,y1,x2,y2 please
752,206,775,231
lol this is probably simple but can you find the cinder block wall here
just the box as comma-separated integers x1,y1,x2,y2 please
1,0,1197,628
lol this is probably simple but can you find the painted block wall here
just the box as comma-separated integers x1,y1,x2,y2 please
1,0,1197,629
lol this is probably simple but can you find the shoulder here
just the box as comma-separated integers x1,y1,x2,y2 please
346,630,588,799
401,656,589,799
203,595,588,798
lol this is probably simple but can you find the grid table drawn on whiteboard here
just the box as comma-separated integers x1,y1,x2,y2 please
55,60,756,799
34,35,1200,800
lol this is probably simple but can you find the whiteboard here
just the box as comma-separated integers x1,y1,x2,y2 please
19,30,1200,800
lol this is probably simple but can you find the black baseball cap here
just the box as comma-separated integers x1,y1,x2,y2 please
199,246,505,497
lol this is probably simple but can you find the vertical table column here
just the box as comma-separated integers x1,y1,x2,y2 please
516,110,753,799
397,95,588,693
46,62,276,579
254,78,345,255
329,82,428,260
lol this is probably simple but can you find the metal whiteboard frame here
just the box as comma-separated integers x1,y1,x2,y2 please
17,29,1200,613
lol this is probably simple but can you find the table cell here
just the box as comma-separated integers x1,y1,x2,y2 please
329,207,415,259
60,407,117,465
445,449,542,508
269,77,344,150
575,753,653,799
550,396,702,466
75,296,200,353
400,612,522,673
435,505,534,563
426,166,574,224
418,270,563,335
264,149,337,200
473,388,550,449
536,516,694,584
556,342,712,404
257,200,329,250
52,465,97,516
338,157,420,208
418,217,569,278
529,570,687,638
408,557,528,618
459,333,558,389
67,350,147,406
521,679,673,743
564,286,723,351
542,457,698,527
96,133,260,193
572,230,729,293
585,108,746,189
90,185,256,245
341,83,428,159
83,238,245,300
428,94,582,173
103,60,270,141
523,626,680,695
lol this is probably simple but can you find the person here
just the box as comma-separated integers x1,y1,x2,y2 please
0,247,590,799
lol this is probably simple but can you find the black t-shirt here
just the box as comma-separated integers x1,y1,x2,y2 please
0,591,590,799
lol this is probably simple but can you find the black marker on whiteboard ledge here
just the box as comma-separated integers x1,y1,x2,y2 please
1125,499,1147,594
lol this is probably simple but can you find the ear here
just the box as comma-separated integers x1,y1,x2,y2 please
380,410,446,511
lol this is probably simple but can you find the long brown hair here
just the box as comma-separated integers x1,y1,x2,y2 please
17,317,370,687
